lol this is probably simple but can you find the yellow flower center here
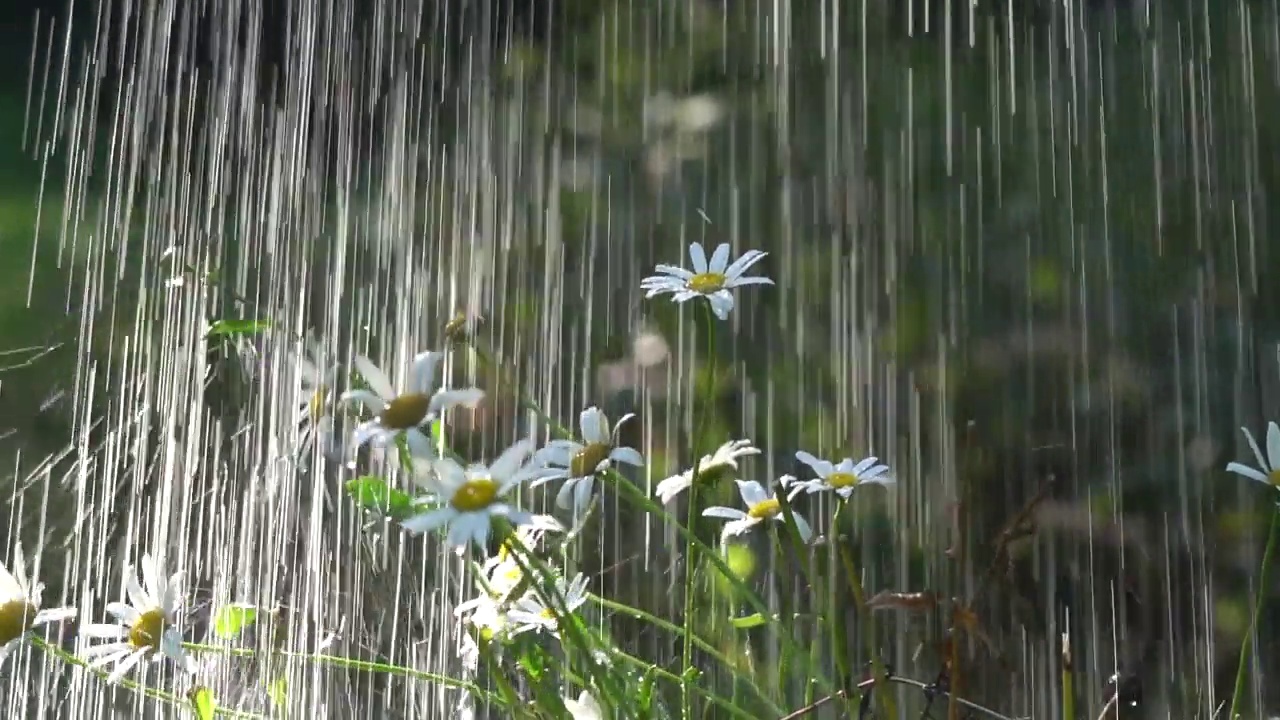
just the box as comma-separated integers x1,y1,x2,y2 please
128,608,168,651
748,499,781,520
308,386,330,422
570,443,612,478
452,478,499,512
0,599,36,645
688,272,727,294
539,607,556,620
827,472,858,488
380,393,432,429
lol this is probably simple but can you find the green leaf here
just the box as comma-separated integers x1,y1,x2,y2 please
267,677,288,709
344,476,416,521
206,318,271,337
430,418,446,453
730,612,768,629
214,603,259,639
188,687,215,720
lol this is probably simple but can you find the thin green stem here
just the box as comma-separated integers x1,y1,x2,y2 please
608,648,762,720
1228,506,1280,719
182,642,494,700
682,306,717,719
28,636,266,719
588,593,783,716
834,505,897,719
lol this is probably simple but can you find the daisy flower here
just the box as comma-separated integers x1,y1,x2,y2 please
507,573,590,639
528,407,644,514
400,440,537,551
341,351,484,459
702,479,813,544
640,242,772,320
0,545,76,664
1227,421,1280,488
290,339,340,461
80,553,194,683
654,439,761,505
790,451,894,499
456,592,512,641
564,690,605,720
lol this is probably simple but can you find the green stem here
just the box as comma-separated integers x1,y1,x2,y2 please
182,642,493,700
1228,507,1280,719
588,594,783,716
28,636,266,719
834,505,897,718
682,306,717,719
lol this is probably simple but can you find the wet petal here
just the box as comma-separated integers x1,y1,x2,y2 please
341,389,387,415
409,351,443,394
610,446,644,467
724,249,767,278
1267,422,1280,471
708,243,732,273
735,479,768,506
354,355,396,401
795,451,833,478
688,242,709,272
1227,462,1270,485
702,506,747,521
490,440,534,481
579,407,609,445
401,507,455,534
429,388,485,413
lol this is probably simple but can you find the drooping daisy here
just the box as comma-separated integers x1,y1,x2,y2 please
1226,422,1280,489
640,242,772,320
527,407,644,514
789,451,894,499
290,338,340,462
0,545,76,664
341,351,484,459
702,479,813,544
80,553,194,684
654,439,761,504
506,573,590,639
400,440,536,551
564,690,605,720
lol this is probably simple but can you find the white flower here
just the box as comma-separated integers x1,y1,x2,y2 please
290,338,340,461
654,439,761,504
1227,422,1280,489
0,545,76,664
341,351,484,460
528,407,644,514
80,553,194,683
507,573,589,639
790,451,894,499
640,242,772,320
400,440,536,551
702,479,813,544
564,690,605,720
456,592,511,640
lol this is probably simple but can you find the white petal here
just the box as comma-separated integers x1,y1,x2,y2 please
702,506,748,521
430,387,486,413
688,242,709,273
706,292,734,320
652,264,694,280
433,457,469,491
105,602,141,625
851,457,878,475
579,407,609,445
724,275,774,288
552,479,576,510
1227,462,1271,485
409,351,443,394
354,355,397,401
609,446,644,467
80,624,129,640
723,249,767,278
32,607,76,625
106,649,147,684
1243,427,1270,476
708,243,731,273
125,573,151,611
341,389,387,415
490,440,534,481
722,518,761,540
735,479,769,507
572,476,595,513
782,513,814,544
654,474,692,504
795,451,833,478
1267,422,1280,472
401,507,456,534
